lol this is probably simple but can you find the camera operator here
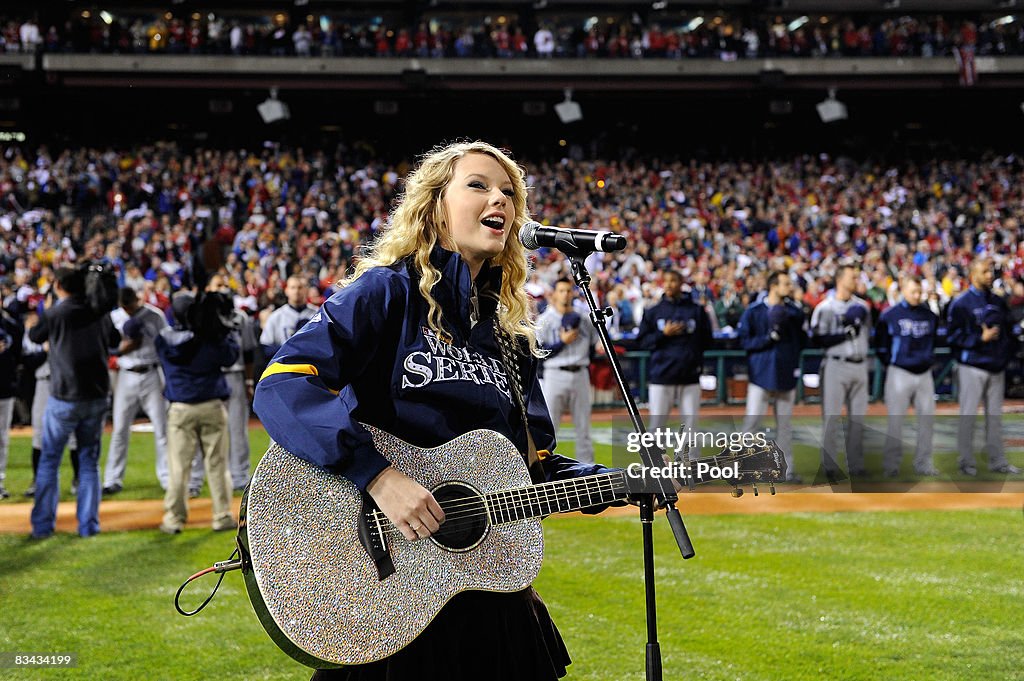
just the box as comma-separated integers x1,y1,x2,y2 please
155,290,239,534
28,267,121,540
0,303,23,500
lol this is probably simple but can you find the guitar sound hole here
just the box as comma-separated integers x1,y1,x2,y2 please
431,482,489,552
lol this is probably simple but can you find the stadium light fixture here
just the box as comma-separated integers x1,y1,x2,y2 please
816,88,848,124
257,87,290,124
787,16,809,31
554,88,583,124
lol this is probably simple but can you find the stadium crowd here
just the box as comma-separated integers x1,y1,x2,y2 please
2,140,1023,505
3,11,1023,59
3,143,1024,335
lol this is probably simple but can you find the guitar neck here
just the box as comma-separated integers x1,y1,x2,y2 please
484,471,630,525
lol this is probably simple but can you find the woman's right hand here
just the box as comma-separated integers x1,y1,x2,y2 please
366,466,446,542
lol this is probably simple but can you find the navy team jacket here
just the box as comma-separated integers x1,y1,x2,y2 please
635,293,713,385
737,300,807,392
946,286,1013,373
253,245,605,492
874,301,937,374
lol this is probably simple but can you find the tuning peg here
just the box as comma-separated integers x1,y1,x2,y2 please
731,487,743,498
769,482,776,495
752,483,759,497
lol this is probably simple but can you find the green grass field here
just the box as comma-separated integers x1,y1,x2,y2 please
1,426,1023,680
1,510,1022,680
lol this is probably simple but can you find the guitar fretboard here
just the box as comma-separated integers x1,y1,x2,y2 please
484,471,629,525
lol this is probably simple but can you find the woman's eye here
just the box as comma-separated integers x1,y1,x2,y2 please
469,181,485,189
502,189,515,198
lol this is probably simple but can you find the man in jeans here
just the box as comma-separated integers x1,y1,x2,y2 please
29,267,120,539
155,291,239,534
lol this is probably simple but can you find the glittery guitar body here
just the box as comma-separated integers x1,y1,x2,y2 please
238,424,627,669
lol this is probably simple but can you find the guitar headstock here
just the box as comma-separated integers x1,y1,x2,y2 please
688,440,787,497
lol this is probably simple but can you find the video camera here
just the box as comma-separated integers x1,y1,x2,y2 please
173,290,238,341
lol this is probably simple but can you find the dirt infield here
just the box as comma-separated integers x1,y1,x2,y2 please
2,486,1022,535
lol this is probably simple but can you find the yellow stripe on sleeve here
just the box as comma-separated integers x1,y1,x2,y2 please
259,362,319,381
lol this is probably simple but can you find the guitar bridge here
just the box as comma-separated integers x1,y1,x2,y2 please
357,493,395,581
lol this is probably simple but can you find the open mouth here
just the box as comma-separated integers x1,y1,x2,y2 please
480,216,505,234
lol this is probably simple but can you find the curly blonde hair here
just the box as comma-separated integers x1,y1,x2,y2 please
343,141,541,356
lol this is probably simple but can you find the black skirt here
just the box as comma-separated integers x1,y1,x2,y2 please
310,587,571,681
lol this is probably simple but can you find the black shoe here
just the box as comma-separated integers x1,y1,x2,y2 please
0,485,9,500
188,487,201,499
824,469,845,485
70,478,78,496
102,483,123,495
24,483,35,498
958,463,978,477
28,530,53,541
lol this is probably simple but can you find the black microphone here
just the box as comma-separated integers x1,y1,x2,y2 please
518,221,627,255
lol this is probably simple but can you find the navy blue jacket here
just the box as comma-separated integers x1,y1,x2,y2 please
737,300,807,392
874,302,938,374
253,246,604,492
946,286,1013,372
0,312,23,399
28,296,120,401
636,294,713,385
156,329,238,403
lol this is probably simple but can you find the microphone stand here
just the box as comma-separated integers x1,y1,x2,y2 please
562,252,695,681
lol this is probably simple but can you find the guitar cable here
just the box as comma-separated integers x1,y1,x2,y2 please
174,547,242,617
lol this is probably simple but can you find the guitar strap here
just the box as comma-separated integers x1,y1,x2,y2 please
493,318,546,485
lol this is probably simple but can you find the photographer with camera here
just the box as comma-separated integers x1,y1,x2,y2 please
155,290,239,534
28,266,121,540
0,303,23,500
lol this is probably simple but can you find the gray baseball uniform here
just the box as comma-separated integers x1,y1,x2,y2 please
103,304,170,489
537,304,595,463
810,293,871,475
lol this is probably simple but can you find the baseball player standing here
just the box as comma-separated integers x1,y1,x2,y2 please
636,270,714,434
738,271,807,482
874,277,939,477
103,287,170,494
537,278,597,463
810,264,871,479
259,275,319,361
946,258,1022,476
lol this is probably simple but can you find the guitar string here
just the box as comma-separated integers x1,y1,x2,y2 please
365,452,774,537
371,463,773,541
370,477,631,537
368,475,622,528
369,474,627,523
367,472,627,521
366,454,774,531
364,450,772,525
